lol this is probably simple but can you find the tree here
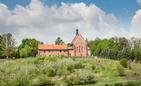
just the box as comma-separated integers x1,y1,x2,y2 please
0,35,3,57
89,38,101,55
19,45,32,57
18,38,39,58
55,37,64,45
0,33,16,59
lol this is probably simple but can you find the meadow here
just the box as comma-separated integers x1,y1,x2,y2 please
0,56,141,86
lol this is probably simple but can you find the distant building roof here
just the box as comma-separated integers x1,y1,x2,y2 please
38,44,68,50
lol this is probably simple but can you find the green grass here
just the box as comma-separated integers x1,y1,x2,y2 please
0,56,141,86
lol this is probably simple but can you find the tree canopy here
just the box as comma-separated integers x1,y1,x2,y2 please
18,38,39,58
0,33,16,59
55,37,65,45
89,37,141,62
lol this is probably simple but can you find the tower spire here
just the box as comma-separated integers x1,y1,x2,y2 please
76,26,79,35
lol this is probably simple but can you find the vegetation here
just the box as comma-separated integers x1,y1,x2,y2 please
0,33,16,59
55,37,65,45
18,38,39,58
89,37,141,62
0,32,141,63
117,65,125,76
0,33,141,85
120,58,128,68
0,57,141,86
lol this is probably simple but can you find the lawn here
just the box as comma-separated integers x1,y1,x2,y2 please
0,56,141,86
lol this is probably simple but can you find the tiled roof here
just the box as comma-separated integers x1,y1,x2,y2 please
38,44,68,50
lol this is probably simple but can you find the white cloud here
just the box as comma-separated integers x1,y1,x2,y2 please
0,0,127,44
130,9,141,37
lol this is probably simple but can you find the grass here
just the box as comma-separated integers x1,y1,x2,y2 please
0,56,141,86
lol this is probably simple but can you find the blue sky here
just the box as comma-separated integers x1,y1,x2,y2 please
0,0,141,43
0,0,140,27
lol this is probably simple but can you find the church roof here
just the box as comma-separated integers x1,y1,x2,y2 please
72,34,86,44
38,44,68,50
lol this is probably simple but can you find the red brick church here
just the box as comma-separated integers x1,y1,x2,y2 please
38,29,88,57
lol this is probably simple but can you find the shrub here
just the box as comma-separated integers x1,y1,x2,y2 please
120,58,128,68
66,70,96,85
34,57,45,64
9,70,31,86
74,62,85,69
67,64,75,73
56,65,69,76
83,63,96,70
42,67,56,77
117,65,125,76
92,65,96,70
31,74,53,86
46,56,57,62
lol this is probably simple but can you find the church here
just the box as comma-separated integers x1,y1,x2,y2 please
38,29,88,57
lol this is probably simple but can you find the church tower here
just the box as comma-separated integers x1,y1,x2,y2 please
71,27,88,56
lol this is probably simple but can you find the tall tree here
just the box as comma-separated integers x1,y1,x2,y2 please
18,38,39,58
0,33,16,59
55,37,64,45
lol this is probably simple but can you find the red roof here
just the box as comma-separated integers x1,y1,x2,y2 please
38,44,68,50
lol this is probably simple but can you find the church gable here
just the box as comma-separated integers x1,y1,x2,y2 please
72,34,87,45
72,29,87,45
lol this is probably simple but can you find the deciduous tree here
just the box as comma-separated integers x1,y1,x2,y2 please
55,37,64,45
0,33,16,59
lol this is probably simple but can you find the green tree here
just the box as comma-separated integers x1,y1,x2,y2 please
18,38,39,58
89,38,101,55
19,45,32,57
0,33,16,59
55,37,64,45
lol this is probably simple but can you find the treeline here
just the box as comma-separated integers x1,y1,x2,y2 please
0,33,39,59
1,33,141,62
89,37,141,62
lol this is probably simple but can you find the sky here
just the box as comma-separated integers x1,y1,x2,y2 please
0,0,141,44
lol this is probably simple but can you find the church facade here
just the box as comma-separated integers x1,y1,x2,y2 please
38,29,88,57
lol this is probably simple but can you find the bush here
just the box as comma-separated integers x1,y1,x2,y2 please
83,63,96,70
74,62,85,69
7,70,32,86
46,56,57,62
92,65,96,70
117,65,125,76
42,67,56,77
67,64,75,73
56,65,69,76
120,58,128,68
66,70,96,85
31,74,53,86
34,57,45,64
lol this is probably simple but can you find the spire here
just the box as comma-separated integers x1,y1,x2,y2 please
76,26,79,35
